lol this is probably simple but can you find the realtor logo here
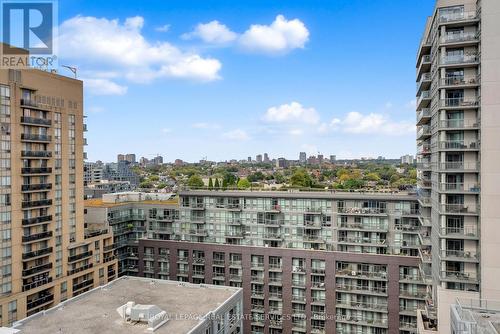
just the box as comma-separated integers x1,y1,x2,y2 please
0,0,57,69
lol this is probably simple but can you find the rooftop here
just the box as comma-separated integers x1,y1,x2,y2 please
451,299,500,334
85,191,178,208
10,276,241,334
179,188,418,200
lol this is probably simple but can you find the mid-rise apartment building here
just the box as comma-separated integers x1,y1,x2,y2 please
0,67,117,326
85,190,430,334
416,0,500,332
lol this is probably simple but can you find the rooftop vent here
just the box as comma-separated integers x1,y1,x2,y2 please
116,301,168,331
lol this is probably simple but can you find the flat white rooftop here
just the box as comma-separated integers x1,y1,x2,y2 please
9,277,241,334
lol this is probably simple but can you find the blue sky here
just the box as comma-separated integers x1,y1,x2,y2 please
56,0,435,162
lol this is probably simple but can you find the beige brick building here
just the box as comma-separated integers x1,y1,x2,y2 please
0,67,117,326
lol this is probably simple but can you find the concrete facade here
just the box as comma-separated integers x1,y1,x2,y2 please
416,0,500,332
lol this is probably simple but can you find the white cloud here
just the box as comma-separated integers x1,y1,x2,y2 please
406,99,417,109
87,106,105,113
222,129,250,141
155,24,171,32
289,128,304,136
321,112,415,136
264,102,319,124
83,78,128,96
58,15,222,87
182,20,237,44
239,15,309,54
161,128,172,134
192,122,221,129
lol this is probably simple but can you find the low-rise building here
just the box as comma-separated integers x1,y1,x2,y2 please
7,276,243,334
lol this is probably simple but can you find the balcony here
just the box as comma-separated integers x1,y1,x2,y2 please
439,183,480,193
440,97,479,108
417,91,431,110
22,199,52,208
338,222,387,231
441,54,479,66
338,207,387,215
67,263,94,276
22,263,52,277
417,125,431,140
441,32,478,44
336,299,388,312
438,11,478,24
437,140,479,151
21,133,52,142
440,203,478,215
416,108,431,125
68,250,93,263
22,247,53,260
336,284,387,295
27,293,54,310
22,215,52,226
440,250,479,262
417,143,431,155
440,75,479,88
22,231,53,243
21,167,52,175
73,278,94,291
416,73,432,93
22,183,52,191
22,277,53,292
21,150,52,158
441,270,478,284
440,227,478,239
417,55,431,75
438,119,479,130
20,116,52,126
439,161,479,172
338,236,387,246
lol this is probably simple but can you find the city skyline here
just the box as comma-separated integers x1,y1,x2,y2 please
56,0,435,162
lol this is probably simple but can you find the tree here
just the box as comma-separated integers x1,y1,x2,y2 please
408,169,417,179
149,175,159,182
139,181,153,188
187,175,204,188
157,182,167,189
223,172,237,186
214,178,220,189
365,172,381,182
290,169,314,188
208,178,213,190
237,178,251,189
343,178,365,189
336,168,349,178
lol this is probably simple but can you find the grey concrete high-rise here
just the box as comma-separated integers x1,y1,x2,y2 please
416,0,500,332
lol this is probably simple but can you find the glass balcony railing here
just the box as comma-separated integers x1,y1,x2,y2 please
439,183,480,192
440,227,478,238
440,97,479,107
439,161,479,171
441,32,478,44
438,119,479,129
440,75,479,87
441,54,479,65
441,249,479,261
438,140,479,150
438,11,477,23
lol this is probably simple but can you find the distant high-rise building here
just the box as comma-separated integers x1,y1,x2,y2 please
174,159,184,166
152,155,163,165
247,156,251,162
256,154,262,163
117,154,125,162
318,154,324,164
276,157,288,168
125,154,136,163
299,152,307,164
330,155,337,162
263,153,270,163
400,154,415,165
102,161,140,186
139,157,148,166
